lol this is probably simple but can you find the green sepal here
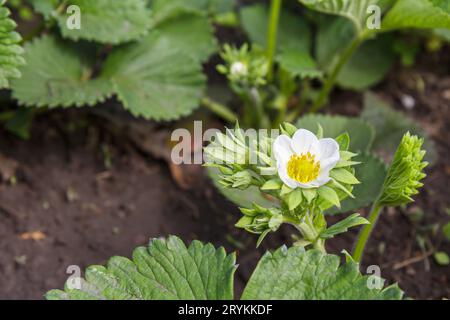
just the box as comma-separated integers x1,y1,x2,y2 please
318,186,341,208
335,132,350,151
330,168,360,185
288,189,303,211
283,122,298,137
302,188,317,203
261,179,283,191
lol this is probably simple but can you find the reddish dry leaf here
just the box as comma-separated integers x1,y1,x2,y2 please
169,163,203,190
19,231,46,241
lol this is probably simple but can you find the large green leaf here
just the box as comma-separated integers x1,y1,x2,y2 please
11,35,113,107
152,0,235,25
46,236,236,300
207,167,277,209
28,0,59,18
240,4,319,78
55,0,152,44
242,246,403,299
382,0,450,30
430,0,450,13
100,30,206,120
0,2,25,88
299,0,381,34
152,12,217,62
316,17,395,89
300,0,450,32
337,35,396,90
327,153,387,215
240,4,311,52
278,51,323,79
296,114,375,153
361,92,437,164
316,16,355,71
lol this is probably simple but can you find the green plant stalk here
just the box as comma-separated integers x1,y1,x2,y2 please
284,213,326,253
266,0,282,82
352,202,383,262
273,96,287,129
313,239,326,253
201,97,238,123
310,35,364,112
243,88,268,128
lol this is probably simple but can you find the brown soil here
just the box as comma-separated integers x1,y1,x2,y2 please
0,49,449,300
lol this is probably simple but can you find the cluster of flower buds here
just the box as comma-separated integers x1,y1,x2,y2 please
204,125,276,188
378,132,428,207
216,44,269,90
218,169,254,190
235,204,284,246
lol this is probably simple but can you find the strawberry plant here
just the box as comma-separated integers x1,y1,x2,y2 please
47,123,427,299
0,0,445,301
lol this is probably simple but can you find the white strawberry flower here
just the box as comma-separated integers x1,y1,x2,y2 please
273,129,340,189
230,61,248,77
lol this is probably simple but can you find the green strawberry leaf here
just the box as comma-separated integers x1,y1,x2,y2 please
320,213,369,239
336,35,396,90
101,30,206,120
382,0,450,30
152,0,236,25
242,246,404,299
153,12,217,62
55,0,152,44
11,35,113,108
278,50,323,79
0,2,25,88
46,236,237,300
361,92,437,164
28,0,59,18
240,4,318,78
316,16,395,90
316,16,355,72
298,0,381,34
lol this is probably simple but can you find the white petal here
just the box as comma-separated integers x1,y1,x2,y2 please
296,181,319,189
310,173,332,188
273,135,294,164
277,165,299,189
317,138,340,170
291,129,319,155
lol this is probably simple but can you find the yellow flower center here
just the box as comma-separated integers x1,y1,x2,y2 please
287,152,320,184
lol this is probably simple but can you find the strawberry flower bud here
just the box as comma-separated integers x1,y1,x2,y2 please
378,132,428,207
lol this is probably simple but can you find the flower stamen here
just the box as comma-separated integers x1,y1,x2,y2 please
287,152,320,184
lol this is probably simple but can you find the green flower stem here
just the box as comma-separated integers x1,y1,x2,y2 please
244,88,268,128
272,94,288,129
313,239,326,253
284,213,326,253
352,202,383,262
266,0,282,82
201,97,238,123
310,35,364,112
